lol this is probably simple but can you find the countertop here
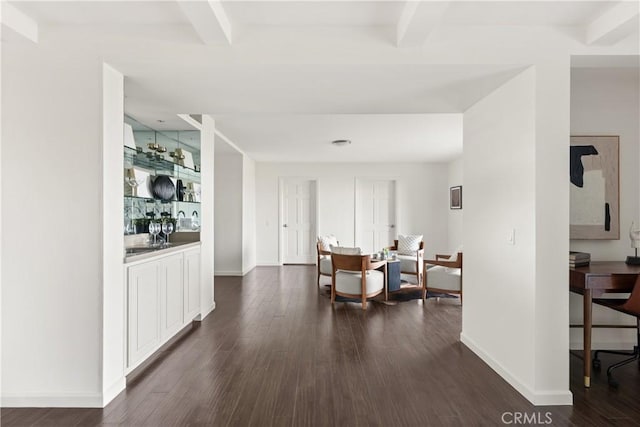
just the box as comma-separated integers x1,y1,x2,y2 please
124,241,201,264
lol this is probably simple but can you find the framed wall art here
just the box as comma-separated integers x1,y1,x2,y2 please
450,186,462,210
570,135,619,240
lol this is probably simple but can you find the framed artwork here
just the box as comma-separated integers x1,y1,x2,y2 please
450,186,462,209
570,136,619,240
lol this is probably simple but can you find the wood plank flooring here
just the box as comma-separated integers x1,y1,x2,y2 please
3,265,640,426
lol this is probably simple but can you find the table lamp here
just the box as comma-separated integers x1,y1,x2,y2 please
626,221,640,265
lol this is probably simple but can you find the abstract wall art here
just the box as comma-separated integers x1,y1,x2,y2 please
570,136,619,240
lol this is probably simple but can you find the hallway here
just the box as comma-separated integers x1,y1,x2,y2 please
3,266,640,426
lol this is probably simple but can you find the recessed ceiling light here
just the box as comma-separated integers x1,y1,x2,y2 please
331,139,351,146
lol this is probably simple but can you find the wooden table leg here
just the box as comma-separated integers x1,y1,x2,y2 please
583,289,592,387
384,264,388,301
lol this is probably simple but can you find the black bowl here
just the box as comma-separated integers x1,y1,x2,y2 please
151,175,176,201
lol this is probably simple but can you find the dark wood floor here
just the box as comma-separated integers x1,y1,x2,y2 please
3,266,640,426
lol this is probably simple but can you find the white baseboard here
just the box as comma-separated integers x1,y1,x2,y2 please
570,340,636,351
460,333,573,406
257,262,281,267
214,271,243,276
242,265,256,275
198,301,216,321
102,377,126,407
2,392,103,408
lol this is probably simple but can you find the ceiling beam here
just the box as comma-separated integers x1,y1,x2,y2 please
177,114,203,130
177,0,232,45
1,2,38,43
396,1,449,48
585,1,639,45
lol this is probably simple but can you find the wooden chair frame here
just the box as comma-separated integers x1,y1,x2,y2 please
331,253,387,310
389,239,425,285
316,242,333,287
422,252,463,302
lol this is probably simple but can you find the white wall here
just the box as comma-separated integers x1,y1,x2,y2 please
200,115,216,317
101,64,126,405
461,66,571,406
447,156,463,252
214,152,243,275
242,155,256,274
569,67,640,350
255,162,449,264
2,36,104,406
570,68,640,260
462,68,537,400
532,61,571,405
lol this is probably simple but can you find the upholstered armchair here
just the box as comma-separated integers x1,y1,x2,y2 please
317,235,338,286
422,252,463,302
331,250,387,310
389,235,424,285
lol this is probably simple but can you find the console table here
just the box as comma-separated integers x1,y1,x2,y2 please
569,262,640,387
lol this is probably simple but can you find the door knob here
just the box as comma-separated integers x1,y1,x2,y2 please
283,224,288,228
390,224,395,228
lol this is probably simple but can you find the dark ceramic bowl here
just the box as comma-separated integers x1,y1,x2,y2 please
151,175,175,201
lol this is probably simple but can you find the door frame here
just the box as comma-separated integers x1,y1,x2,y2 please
278,177,319,265
354,177,399,252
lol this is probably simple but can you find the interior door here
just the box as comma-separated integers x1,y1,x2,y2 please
356,179,396,254
281,179,316,264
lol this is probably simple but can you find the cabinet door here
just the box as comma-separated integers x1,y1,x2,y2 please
160,253,184,341
184,249,201,323
128,261,160,367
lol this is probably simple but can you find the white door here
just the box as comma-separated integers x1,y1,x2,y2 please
356,179,396,254
281,179,316,264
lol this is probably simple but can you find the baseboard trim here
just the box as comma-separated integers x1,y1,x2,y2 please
1,392,103,408
242,265,256,275
102,377,126,407
460,333,573,406
199,302,216,320
257,263,281,267
214,271,243,276
126,322,197,383
570,341,636,351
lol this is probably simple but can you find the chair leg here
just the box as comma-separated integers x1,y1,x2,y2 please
331,281,335,305
594,320,640,388
606,346,639,388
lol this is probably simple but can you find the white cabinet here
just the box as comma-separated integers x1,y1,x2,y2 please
126,246,201,370
183,248,201,323
160,253,184,341
128,261,160,366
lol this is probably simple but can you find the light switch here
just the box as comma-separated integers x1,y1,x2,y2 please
507,229,515,245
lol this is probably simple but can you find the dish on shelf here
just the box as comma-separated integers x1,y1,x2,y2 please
151,175,176,201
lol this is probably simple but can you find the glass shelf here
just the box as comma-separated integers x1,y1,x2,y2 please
124,115,201,236
124,147,200,183
124,195,200,205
